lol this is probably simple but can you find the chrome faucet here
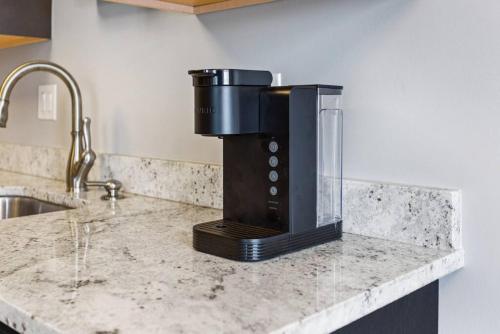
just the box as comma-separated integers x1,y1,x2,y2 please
0,61,120,198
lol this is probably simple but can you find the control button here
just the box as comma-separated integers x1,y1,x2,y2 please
269,186,278,196
269,170,279,182
268,141,278,153
269,156,278,168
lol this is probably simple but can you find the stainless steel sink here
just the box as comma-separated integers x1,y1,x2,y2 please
0,196,70,220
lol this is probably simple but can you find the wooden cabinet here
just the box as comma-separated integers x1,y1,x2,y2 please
0,0,52,50
102,0,276,15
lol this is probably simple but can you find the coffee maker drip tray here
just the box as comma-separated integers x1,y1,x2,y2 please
193,220,342,262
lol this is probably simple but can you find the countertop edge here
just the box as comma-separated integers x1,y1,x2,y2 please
0,249,465,334
273,249,465,334
0,296,60,334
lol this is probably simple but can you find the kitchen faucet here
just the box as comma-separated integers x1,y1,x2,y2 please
0,61,122,198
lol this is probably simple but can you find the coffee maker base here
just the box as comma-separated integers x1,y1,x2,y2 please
193,220,342,262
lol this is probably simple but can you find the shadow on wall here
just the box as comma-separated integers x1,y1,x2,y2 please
95,0,147,17
109,106,130,154
195,0,416,83
95,0,176,20
0,42,52,77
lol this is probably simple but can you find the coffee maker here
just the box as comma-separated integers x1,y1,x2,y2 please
188,69,343,261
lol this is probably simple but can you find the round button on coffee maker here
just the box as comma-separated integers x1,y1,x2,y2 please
269,170,279,182
268,141,278,153
269,156,279,168
269,186,278,196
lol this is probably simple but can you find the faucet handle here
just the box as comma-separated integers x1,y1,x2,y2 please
83,117,92,151
73,117,96,192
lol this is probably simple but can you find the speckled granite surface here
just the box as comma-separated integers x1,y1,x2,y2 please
100,153,223,209
0,143,461,250
0,143,101,181
343,180,461,250
0,171,463,334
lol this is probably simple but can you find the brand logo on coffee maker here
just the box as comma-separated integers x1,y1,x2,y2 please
197,106,215,114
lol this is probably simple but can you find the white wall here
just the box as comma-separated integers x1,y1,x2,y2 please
0,0,499,332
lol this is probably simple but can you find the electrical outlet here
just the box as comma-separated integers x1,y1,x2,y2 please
38,84,57,120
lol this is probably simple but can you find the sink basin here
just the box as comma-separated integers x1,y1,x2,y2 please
0,196,70,220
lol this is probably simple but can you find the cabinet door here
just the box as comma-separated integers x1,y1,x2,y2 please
0,0,51,49
0,321,18,334
334,281,438,334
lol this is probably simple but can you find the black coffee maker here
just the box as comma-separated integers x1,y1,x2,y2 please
188,69,343,261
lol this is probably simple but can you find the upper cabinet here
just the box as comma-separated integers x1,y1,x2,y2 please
102,0,276,15
0,0,52,50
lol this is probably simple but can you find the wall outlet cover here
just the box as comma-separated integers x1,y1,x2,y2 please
38,84,57,121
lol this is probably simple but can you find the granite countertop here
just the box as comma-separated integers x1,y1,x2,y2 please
0,171,464,334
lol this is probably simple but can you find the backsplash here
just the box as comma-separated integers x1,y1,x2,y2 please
0,142,103,181
0,143,69,180
0,142,461,250
100,154,222,209
343,181,462,250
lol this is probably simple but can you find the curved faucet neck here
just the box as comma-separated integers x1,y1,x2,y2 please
0,61,87,193
0,61,83,134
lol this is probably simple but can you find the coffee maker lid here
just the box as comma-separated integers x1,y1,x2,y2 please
188,69,273,87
